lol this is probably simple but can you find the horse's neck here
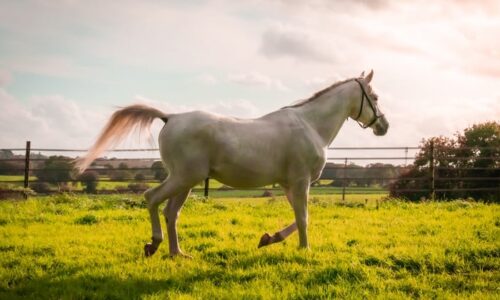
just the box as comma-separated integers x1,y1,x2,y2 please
295,83,356,147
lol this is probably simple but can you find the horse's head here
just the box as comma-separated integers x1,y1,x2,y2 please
351,70,388,136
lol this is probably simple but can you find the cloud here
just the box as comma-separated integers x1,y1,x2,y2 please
204,99,261,118
227,72,288,91
270,0,391,11
0,1,260,77
0,89,109,149
5,56,92,78
134,95,261,119
304,74,343,89
350,0,389,10
259,24,336,63
198,74,218,85
0,69,11,87
453,19,500,78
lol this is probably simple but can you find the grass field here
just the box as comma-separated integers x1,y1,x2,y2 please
0,194,498,299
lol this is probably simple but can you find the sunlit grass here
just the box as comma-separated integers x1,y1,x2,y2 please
0,194,498,299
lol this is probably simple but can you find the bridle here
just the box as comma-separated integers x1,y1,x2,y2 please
353,78,384,128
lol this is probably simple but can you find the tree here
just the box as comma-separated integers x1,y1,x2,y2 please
0,150,14,159
134,173,146,181
346,163,365,187
390,136,465,200
151,161,167,181
128,182,149,193
321,162,405,188
34,156,75,189
78,170,99,193
109,170,132,181
30,182,52,193
390,121,499,201
322,163,365,187
0,161,24,175
110,162,132,181
457,122,499,201
365,163,399,187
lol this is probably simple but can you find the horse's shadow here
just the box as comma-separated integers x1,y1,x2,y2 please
0,273,222,299
1,256,274,299
2,251,324,299
2,273,194,299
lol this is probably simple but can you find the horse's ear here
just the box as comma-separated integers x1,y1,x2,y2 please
365,69,374,83
359,71,365,78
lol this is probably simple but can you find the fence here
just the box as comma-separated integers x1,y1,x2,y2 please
0,141,498,200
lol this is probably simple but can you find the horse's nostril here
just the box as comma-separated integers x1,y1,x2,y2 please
380,126,388,135
373,123,388,136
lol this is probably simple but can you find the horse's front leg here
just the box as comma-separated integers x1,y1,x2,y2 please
258,187,298,248
289,179,310,248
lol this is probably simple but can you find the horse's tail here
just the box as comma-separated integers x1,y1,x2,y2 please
75,104,169,173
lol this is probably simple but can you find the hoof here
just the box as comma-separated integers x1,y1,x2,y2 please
144,243,158,257
258,233,272,248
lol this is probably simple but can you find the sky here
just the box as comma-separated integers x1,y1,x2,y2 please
0,0,499,153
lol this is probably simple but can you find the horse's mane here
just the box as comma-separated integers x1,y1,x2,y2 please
281,78,356,109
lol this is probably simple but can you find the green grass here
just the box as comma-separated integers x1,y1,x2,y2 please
0,175,36,182
0,194,498,299
0,175,21,182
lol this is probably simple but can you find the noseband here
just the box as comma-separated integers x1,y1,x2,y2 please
353,78,384,128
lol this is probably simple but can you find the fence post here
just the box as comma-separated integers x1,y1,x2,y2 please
204,177,209,198
341,157,347,201
404,147,409,165
429,140,435,200
23,141,31,199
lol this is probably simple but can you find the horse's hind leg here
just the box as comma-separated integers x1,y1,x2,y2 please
258,187,298,248
143,177,187,257
163,189,191,257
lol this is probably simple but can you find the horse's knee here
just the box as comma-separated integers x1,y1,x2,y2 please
144,188,156,208
145,188,168,210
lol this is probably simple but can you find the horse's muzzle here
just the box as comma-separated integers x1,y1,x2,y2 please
373,116,389,136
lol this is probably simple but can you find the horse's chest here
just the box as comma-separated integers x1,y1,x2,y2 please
288,142,326,178
307,149,327,179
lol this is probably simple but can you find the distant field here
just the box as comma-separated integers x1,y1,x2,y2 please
0,176,386,198
0,175,36,182
0,194,498,299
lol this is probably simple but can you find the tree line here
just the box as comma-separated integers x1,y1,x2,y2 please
320,162,403,187
389,121,499,202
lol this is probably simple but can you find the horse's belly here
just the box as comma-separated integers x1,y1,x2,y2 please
211,172,274,188
210,159,279,188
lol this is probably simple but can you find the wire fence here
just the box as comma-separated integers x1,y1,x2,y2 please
0,141,498,200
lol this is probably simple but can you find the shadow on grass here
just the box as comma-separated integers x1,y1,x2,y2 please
1,267,261,299
1,275,179,300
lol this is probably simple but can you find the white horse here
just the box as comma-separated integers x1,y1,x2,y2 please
76,70,388,257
